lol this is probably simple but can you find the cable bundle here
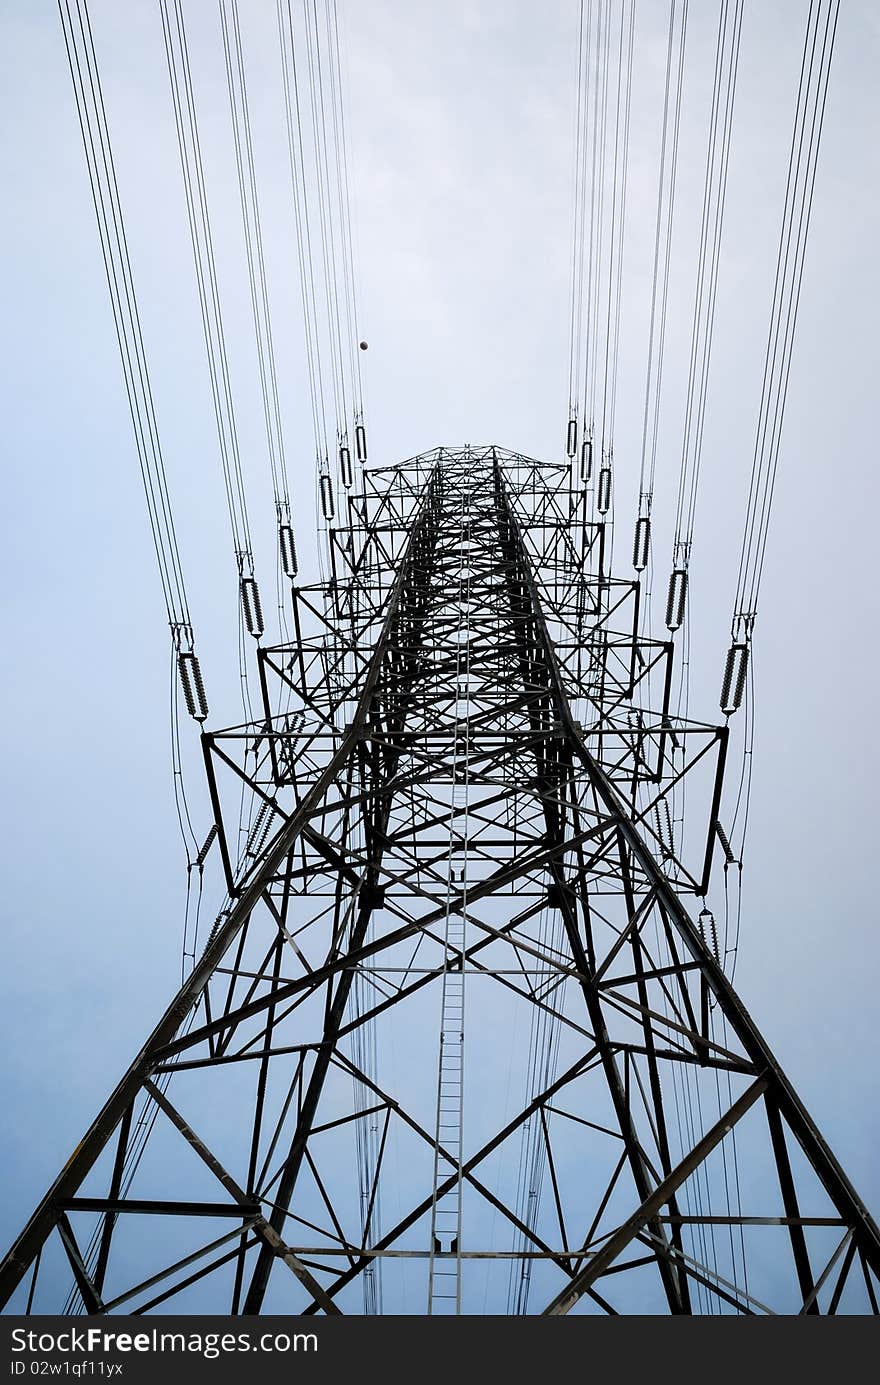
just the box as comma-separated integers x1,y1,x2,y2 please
57,0,206,713
633,0,689,573
159,0,260,630
278,0,367,558
666,0,744,620
724,0,840,702
219,0,298,604
566,0,635,515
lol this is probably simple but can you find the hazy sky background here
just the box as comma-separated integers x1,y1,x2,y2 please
1,0,878,1278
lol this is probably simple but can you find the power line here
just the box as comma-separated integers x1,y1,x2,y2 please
725,0,840,687
633,0,689,574
220,0,299,600
565,0,590,460
159,0,264,670
58,0,208,718
276,0,365,563
664,0,744,636
277,0,332,481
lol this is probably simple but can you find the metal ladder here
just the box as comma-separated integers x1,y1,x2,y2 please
427,492,472,1314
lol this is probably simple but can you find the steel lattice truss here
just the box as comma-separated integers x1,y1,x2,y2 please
3,447,879,1316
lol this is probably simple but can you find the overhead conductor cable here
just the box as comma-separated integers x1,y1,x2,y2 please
220,0,299,601
159,0,265,663
565,0,591,462
722,0,840,714
324,0,367,462
277,0,365,568
633,0,689,575
597,0,635,531
581,0,609,486
58,0,207,721
665,0,743,633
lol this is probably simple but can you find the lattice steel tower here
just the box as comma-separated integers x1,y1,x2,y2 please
2,447,879,1315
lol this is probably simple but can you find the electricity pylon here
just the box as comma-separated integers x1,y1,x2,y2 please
3,447,879,1315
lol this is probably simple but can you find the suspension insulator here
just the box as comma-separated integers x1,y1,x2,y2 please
714,819,737,865
247,799,276,858
580,437,593,482
632,516,651,572
194,823,217,868
566,416,577,458
355,423,367,463
339,444,353,489
279,523,298,580
720,641,749,716
597,465,612,514
177,650,208,722
665,567,688,632
698,907,720,965
320,472,335,521
654,799,673,858
240,575,264,640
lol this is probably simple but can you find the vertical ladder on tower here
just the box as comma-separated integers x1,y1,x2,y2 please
427,486,471,1314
